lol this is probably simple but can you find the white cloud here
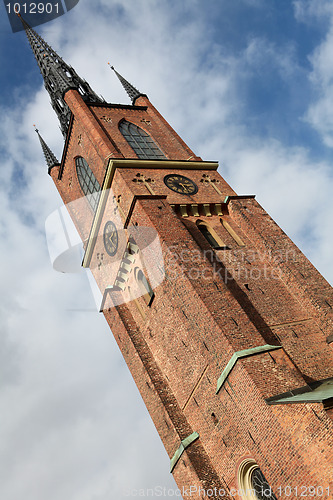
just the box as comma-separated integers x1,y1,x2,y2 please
293,1,333,147
293,0,333,23
244,37,299,82
0,7,178,496
306,22,333,145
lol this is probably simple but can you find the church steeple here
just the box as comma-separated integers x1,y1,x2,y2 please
35,127,60,173
19,14,103,137
22,12,333,497
109,64,147,104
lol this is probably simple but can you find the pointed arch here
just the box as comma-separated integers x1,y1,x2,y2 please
75,156,101,212
197,220,229,250
119,120,166,159
220,218,245,247
134,267,155,306
238,459,277,499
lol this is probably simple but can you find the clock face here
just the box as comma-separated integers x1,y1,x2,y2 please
164,174,198,195
103,221,118,256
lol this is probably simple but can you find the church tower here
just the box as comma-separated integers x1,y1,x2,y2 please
22,16,333,500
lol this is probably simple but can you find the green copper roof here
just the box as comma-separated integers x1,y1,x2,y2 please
266,378,333,405
170,432,199,473
216,344,281,394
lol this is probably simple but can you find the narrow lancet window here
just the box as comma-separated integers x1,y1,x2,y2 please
197,221,229,250
220,218,245,247
119,120,166,159
135,268,155,306
75,156,101,212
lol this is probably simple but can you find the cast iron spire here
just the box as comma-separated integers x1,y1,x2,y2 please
19,14,103,137
109,64,147,104
35,128,60,172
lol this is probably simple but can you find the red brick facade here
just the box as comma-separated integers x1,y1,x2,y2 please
50,88,333,499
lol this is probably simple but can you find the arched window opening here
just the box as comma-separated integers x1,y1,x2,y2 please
197,221,229,250
238,459,277,500
119,120,166,159
46,76,55,90
135,268,155,306
220,218,245,247
55,98,63,111
75,156,101,212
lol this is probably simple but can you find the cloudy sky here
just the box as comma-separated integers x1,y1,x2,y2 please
1,0,333,498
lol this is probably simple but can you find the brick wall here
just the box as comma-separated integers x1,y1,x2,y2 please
49,87,333,499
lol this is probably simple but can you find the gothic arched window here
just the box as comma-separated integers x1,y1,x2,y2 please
238,459,277,500
119,120,166,159
197,221,229,250
75,156,101,212
135,268,155,306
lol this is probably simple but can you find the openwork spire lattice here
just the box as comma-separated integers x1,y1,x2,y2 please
19,15,103,137
109,64,146,103
35,127,60,170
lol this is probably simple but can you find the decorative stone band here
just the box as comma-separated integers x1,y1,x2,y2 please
223,194,256,204
124,194,167,228
99,285,118,312
216,344,282,394
170,432,200,473
170,196,256,218
170,203,225,218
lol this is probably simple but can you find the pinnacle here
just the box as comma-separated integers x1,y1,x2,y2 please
35,127,60,171
109,64,147,104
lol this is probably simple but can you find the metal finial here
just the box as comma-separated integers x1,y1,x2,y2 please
35,128,60,171
109,65,146,104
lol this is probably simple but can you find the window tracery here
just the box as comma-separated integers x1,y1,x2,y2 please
119,120,166,159
75,156,101,212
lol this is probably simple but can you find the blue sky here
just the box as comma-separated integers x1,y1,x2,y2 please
1,1,333,499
